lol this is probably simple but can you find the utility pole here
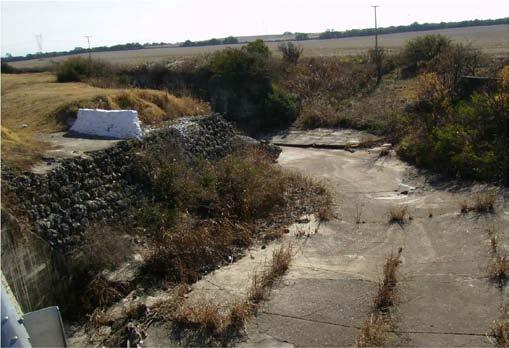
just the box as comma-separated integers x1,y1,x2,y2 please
83,35,92,60
371,5,379,52
370,5,382,83
84,35,92,76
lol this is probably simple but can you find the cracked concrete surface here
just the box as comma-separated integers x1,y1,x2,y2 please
264,128,382,149
242,147,507,347
144,145,508,347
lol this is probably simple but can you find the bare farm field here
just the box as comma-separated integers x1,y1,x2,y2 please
10,24,509,69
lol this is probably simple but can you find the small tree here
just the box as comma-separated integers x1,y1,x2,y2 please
295,33,309,41
278,42,303,64
400,34,452,76
368,47,386,83
223,36,239,45
245,39,271,59
428,43,486,96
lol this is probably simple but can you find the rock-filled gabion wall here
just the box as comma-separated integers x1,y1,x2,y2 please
2,114,276,252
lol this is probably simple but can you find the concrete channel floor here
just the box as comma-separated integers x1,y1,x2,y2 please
144,145,508,347
243,147,507,347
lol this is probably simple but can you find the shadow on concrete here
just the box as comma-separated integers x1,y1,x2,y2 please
62,130,123,141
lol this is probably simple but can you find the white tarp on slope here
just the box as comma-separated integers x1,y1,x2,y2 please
70,109,143,139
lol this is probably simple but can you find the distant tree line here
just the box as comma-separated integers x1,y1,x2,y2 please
319,17,508,40
1,42,166,62
180,36,239,47
3,17,506,62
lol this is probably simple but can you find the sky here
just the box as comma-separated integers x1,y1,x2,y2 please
1,0,508,56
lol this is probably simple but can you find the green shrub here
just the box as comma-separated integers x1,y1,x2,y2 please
397,72,508,183
135,201,178,231
56,57,113,82
1,61,18,73
262,86,299,129
244,39,271,60
205,40,290,131
295,33,309,41
400,34,451,76
215,150,287,219
208,48,269,83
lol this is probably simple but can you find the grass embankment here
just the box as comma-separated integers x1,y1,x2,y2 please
1,72,209,169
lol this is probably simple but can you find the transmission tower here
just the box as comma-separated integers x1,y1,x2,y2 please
35,33,43,53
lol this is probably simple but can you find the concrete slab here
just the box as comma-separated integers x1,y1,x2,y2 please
32,132,121,173
265,129,382,148
242,147,507,347
141,145,507,347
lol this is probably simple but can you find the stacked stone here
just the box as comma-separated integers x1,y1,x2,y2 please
2,115,276,253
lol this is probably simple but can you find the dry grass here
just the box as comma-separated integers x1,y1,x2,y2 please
287,173,334,222
143,218,252,283
1,72,210,169
355,201,364,224
172,244,292,342
491,237,499,255
488,254,509,288
356,250,401,347
175,303,230,335
248,244,293,304
388,206,407,224
138,149,329,283
473,192,496,213
83,275,131,311
460,191,496,213
491,305,509,347
355,314,389,348
374,250,402,312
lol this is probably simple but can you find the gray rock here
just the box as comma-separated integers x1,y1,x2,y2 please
71,204,87,219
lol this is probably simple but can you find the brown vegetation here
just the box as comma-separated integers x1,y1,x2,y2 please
83,275,131,311
473,192,497,212
355,314,389,348
374,250,402,311
356,250,402,347
248,244,293,304
388,206,407,224
491,305,509,347
137,148,331,284
143,218,252,283
488,254,509,288
171,244,292,343
460,192,497,213
355,201,364,224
